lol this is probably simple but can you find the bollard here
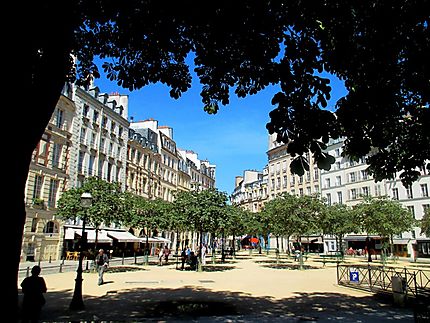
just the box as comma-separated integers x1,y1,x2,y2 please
122,252,125,265
49,256,52,263
86,260,89,270
26,266,30,277
134,252,137,264
59,263,63,273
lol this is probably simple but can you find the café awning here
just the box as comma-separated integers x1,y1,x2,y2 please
64,227,113,244
107,230,142,243
139,236,163,243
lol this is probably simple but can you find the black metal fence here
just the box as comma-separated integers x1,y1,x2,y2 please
336,263,430,299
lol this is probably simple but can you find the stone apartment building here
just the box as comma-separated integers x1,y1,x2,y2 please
22,84,76,262
232,134,429,257
22,84,217,262
22,83,131,261
321,137,430,258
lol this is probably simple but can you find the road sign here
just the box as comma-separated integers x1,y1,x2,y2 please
349,267,359,283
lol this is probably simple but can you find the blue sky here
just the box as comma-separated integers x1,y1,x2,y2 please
94,63,347,196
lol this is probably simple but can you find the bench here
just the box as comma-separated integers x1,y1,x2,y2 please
290,252,309,262
319,253,344,266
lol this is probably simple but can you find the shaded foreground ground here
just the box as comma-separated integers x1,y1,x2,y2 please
19,252,419,322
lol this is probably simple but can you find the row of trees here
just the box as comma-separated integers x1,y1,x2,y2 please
57,177,426,263
57,177,252,264
259,193,418,259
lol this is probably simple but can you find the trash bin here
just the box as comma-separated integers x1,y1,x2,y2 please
392,275,407,307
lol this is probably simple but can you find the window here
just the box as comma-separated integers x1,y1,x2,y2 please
325,178,331,188
375,185,381,196
98,159,104,177
299,188,303,196
407,206,415,217
421,184,428,197
335,148,341,157
406,186,413,199
78,151,84,173
336,161,341,170
349,172,356,183
51,143,61,168
423,204,429,214
93,110,99,123
314,185,319,193
326,193,331,205
307,187,311,195
43,221,59,234
283,176,287,188
392,188,399,200
31,218,38,233
48,179,59,208
89,155,95,176
80,127,86,143
350,188,357,200
362,186,370,196
33,175,43,199
361,170,368,180
83,104,90,116
314,168,319,180
336,176,342,186
55,109,64,128
337,191,343,204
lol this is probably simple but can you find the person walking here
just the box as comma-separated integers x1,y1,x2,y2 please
20,265,47,322
180,248,187,270
201,244,207,265
163,246,170,264
95,249,109,285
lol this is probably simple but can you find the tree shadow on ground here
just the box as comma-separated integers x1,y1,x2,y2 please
35,287,416,322
254,259,293,264
105,266,147,273
260,263,321,270
202,265,236,272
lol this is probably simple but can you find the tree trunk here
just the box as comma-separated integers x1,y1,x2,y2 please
221,231,225,262
11,13,76,317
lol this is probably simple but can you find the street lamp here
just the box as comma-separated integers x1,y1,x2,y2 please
70,192,92,310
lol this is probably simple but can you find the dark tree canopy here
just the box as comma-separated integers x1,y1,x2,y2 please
31,1,430,186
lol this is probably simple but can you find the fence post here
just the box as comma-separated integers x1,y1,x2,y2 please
336,262,340,284
414,272,418,297
368,264,372,290
59,263,63,273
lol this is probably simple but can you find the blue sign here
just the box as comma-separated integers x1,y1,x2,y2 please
349,268,359,283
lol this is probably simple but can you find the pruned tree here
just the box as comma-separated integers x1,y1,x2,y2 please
354,196,416,258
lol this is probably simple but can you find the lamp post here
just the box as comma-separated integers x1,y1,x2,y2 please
70,192,92,310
